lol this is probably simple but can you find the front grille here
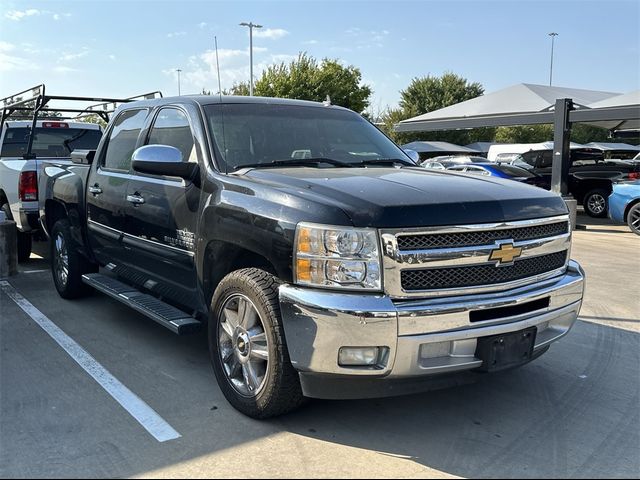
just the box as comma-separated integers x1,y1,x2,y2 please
401,251,568,291
397,221,569,251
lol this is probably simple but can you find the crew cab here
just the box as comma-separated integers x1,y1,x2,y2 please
42,96,585,418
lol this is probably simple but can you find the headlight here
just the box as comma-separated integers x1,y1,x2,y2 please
294,223,382,291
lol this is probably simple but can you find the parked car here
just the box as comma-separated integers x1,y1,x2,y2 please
421,160,445,170
446,162,548,188
42,95,584,419
421,155,488,169
608,180,640,235
517,148,640,218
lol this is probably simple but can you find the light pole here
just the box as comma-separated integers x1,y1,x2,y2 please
548,32,558,86
239,21,262,96
176,69,182,96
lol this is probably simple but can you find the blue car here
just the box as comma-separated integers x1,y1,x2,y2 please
608,180,640,235
445,162,548,188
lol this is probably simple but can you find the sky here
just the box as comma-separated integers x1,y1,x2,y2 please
1,0,639,113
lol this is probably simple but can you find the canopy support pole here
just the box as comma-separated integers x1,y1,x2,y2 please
551,98,573,195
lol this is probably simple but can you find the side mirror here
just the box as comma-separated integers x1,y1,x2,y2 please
132,145,199,180
403,148,420,163
71,149,96,165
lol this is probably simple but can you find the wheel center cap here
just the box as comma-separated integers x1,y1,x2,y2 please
235,331,250,357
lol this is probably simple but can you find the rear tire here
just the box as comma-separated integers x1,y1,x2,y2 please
583,189,608,218
209,268,304,419
50,219,97,299
627,203,640,235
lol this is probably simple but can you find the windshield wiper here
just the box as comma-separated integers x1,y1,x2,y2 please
234,157,355,170
353,158,417,167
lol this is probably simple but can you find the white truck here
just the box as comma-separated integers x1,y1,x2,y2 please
0,120,103,260
0,84,162,261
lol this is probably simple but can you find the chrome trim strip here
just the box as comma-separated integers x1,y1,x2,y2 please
385,215,570,236
87,219,195,257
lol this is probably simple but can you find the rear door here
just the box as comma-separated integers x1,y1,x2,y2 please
86,108,148,265
120,106,201,309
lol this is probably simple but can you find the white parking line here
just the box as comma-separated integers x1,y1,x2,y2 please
0,280,181,443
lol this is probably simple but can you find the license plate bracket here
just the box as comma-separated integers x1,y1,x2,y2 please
475,327,537,372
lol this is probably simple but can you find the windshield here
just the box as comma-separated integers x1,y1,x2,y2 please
0,127,102,158
204,103,411,171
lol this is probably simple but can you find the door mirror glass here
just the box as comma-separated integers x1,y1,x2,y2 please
403,148,420,163
132,144,199,179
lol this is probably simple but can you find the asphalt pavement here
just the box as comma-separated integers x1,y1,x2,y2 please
0,213,638,478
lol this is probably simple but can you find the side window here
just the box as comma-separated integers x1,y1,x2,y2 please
147,108,195,162
102,109,147,171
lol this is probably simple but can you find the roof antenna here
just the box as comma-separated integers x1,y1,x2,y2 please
323,95,331,106
215,35,222,101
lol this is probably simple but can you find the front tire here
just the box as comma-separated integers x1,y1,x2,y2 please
583,189,609,218
627,203,640,235
209,268,304,419
50,219,97,299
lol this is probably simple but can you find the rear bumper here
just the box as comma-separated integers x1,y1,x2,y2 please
11,204,39,233
279,260,585,399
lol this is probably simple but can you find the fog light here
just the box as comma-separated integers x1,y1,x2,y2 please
338,347,380,367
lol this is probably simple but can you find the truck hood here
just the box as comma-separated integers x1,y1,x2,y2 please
243,167,568,228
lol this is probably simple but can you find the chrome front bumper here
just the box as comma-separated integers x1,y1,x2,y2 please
279,260,585,398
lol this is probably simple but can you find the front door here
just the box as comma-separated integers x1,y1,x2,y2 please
121,107,202,310
86,108,148,266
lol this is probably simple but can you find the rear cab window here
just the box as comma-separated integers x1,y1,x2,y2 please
0,125,102,157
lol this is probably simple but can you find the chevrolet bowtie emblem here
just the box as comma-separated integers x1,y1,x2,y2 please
490,243,523,265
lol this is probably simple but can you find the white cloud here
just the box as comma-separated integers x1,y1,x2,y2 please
198,22,207,29
108,54,116,61
53,13,60,20
0,41,16,52
5,8,41,21
253,28,289,40
53,66,78,73
303,40,319,45
58,48,89,62
163,46,298,94
167,31,187,38
0,52,38,72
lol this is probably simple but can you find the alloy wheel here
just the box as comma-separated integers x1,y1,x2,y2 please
218,294,269,398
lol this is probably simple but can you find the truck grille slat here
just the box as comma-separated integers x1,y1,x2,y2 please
401,251,568,291
397,221,568,251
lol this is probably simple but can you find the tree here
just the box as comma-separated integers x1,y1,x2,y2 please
494,123,611,144
226,53,372,113
379,73,494,145
494,125,554,144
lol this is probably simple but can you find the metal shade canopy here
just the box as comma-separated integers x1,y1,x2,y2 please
395,83,638,133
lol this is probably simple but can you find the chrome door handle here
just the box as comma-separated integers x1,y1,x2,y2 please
88,186,102,195
126,194,145,205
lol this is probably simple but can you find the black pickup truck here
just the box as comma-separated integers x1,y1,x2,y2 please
41,96,585,418
517,148,640,217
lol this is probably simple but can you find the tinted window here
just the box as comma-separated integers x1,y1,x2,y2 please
103,109,147,171
494,164,536,178
147,108,195,162
1,127,102,157
204,104,408,171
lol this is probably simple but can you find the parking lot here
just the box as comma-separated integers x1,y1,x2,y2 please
1,213,638,479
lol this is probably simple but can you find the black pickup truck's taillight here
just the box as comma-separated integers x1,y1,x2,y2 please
629,172,640,180
19,171,38,201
